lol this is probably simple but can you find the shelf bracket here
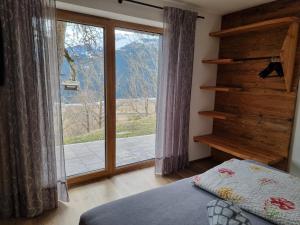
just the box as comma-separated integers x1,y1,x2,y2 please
280,22,299,92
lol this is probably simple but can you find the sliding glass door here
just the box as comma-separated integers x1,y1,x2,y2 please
57,10,162,185
115,28,160,167
57,21,106,177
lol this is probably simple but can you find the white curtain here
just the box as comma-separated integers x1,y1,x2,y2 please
155,7,197,175
0,0,68,218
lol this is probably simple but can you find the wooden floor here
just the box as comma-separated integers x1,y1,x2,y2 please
1,158,218,225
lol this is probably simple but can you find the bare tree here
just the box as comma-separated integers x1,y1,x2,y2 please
57,21,105,136
56,22,66,69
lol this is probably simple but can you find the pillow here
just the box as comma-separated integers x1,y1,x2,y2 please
207,200,252,225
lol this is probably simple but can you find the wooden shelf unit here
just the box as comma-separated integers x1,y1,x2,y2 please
206,16,299,92
210,17,299,37
196,16,297,166
200,86,242,92
198,111,237,120
193,135,283,165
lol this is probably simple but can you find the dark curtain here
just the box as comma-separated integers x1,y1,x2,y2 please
155,7,197,175
0,0,68,218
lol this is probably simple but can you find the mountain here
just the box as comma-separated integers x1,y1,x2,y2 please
60,37,160,104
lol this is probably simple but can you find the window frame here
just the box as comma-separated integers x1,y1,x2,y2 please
56,9,162,187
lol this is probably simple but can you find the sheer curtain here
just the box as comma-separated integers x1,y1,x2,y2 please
155,7,197,175
0,0,68,218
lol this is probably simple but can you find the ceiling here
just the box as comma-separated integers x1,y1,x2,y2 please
171,0,275,15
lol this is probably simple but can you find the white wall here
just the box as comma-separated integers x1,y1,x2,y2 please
56,0,164,27
188,16,220,161
56,0,221,162
290,81,300,177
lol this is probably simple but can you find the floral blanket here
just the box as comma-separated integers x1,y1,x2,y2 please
192,159,300,225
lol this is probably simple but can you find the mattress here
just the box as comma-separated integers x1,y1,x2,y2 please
79,174,274,225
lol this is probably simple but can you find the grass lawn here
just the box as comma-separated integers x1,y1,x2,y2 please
64,115,156,145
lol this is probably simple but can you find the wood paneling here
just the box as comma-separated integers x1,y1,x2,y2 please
210,16,300,37
211,0,300,168
280,22,299,92
219,28,287,59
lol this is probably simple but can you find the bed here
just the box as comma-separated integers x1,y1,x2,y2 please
79,160,275,225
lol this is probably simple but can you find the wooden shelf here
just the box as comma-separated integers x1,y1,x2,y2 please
193,135,284,165
202,56,280,64
198,111,237,120
210,17,300,37
202,59,242,64
200,86,242,92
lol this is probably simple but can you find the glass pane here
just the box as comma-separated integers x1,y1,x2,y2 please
57,21,105,176
115,28,160,167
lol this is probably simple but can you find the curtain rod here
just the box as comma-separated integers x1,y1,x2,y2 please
117,0,205,19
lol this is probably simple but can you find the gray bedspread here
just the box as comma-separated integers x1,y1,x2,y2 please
79,178,274,225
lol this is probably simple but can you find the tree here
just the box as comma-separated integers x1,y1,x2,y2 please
56,22,66,70
57,21,105,136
